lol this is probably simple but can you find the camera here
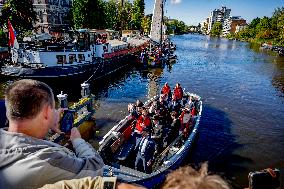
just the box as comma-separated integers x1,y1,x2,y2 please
248,168,280,189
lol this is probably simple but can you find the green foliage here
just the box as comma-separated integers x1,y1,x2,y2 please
71,0,105,29
0,0,37,37
165,19,188,35
210,22,222,37
277,14,284,45
226,7,284,46
119,0,132,30
71,0,88,29
131,0,145,30
141,15,152,34
104,0,119,29
0,29,8,46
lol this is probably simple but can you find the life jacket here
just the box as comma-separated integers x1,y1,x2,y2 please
162,85,171,95
135,116,151,133
174,87,183,100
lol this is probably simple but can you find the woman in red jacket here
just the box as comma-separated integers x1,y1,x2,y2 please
135,109,151,134
173,83,183,101
161,82,171,97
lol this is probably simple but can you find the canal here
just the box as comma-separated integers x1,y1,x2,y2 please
1,34,284,188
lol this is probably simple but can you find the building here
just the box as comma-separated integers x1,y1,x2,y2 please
33,0,72,34
207,6,231,33
200,17,209,35
235,24,247,33
230,16,247,33
222,16,247,36
0,0,72,34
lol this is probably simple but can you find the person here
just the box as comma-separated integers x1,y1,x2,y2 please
168,111,181,145
0,79,105,189
179,108,191,136
135,127,156,174
151,115,163,152
148,100,158,117
135,109,151,134
161,82,171,100
0,100,7,128
161,163,230,189
173,83,183,103
135,99,144,117
128,103,139,118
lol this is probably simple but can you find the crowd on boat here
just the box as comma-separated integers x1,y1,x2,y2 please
127,82,200,173
140,41,177,67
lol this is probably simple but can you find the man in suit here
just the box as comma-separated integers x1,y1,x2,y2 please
135,127,156,174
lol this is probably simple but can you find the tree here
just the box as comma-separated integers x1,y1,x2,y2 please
71,0,106,29
117,0,132,30
0,0,37,38
104,0,119,29
131,0,145,30
141,15,152,34
210,22,222,37
0,29,8,46
277,14,284,45
71,0,88,29
87,0,106,29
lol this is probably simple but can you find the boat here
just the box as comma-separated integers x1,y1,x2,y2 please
98,91,202,188
0,29,149,80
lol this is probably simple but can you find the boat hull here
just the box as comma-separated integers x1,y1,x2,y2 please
0,54,135,81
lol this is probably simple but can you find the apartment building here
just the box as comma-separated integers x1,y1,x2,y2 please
33,0,72,34
207,6,231,33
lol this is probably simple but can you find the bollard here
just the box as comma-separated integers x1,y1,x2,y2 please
57,91,68,109
81,82,90,98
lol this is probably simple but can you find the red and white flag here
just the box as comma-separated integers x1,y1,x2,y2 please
8,19,18,48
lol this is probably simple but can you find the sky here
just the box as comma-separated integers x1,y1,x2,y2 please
144,0,284,25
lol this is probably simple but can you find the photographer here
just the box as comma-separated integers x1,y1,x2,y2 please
0,79,105,189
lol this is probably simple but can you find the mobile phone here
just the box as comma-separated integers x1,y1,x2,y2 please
60,110,74,133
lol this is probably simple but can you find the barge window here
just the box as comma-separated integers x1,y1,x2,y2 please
69,54,76,64
78,54,85,62
56,55,66,64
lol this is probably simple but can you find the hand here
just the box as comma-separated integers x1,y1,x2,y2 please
147,160,152,167
50,108,64,134
70,127,81,141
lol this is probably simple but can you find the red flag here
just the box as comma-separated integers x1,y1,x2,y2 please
8,19,16,47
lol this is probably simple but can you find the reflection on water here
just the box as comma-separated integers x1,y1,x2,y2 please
1,34,284,188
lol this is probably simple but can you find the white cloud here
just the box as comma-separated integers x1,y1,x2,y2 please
170,0,182,4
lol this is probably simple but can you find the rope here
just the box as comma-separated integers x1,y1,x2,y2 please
85,58,103,83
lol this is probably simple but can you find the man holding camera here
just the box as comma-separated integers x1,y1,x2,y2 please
0,79,105,189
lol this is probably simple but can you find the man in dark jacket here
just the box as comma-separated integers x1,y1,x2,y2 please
135,127,156,173
0,100,7,128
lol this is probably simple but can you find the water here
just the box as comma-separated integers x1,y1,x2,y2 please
1,34,284,188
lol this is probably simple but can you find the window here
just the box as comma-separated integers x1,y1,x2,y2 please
56,55,66,64
69,54,76,64
78,54,85,63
